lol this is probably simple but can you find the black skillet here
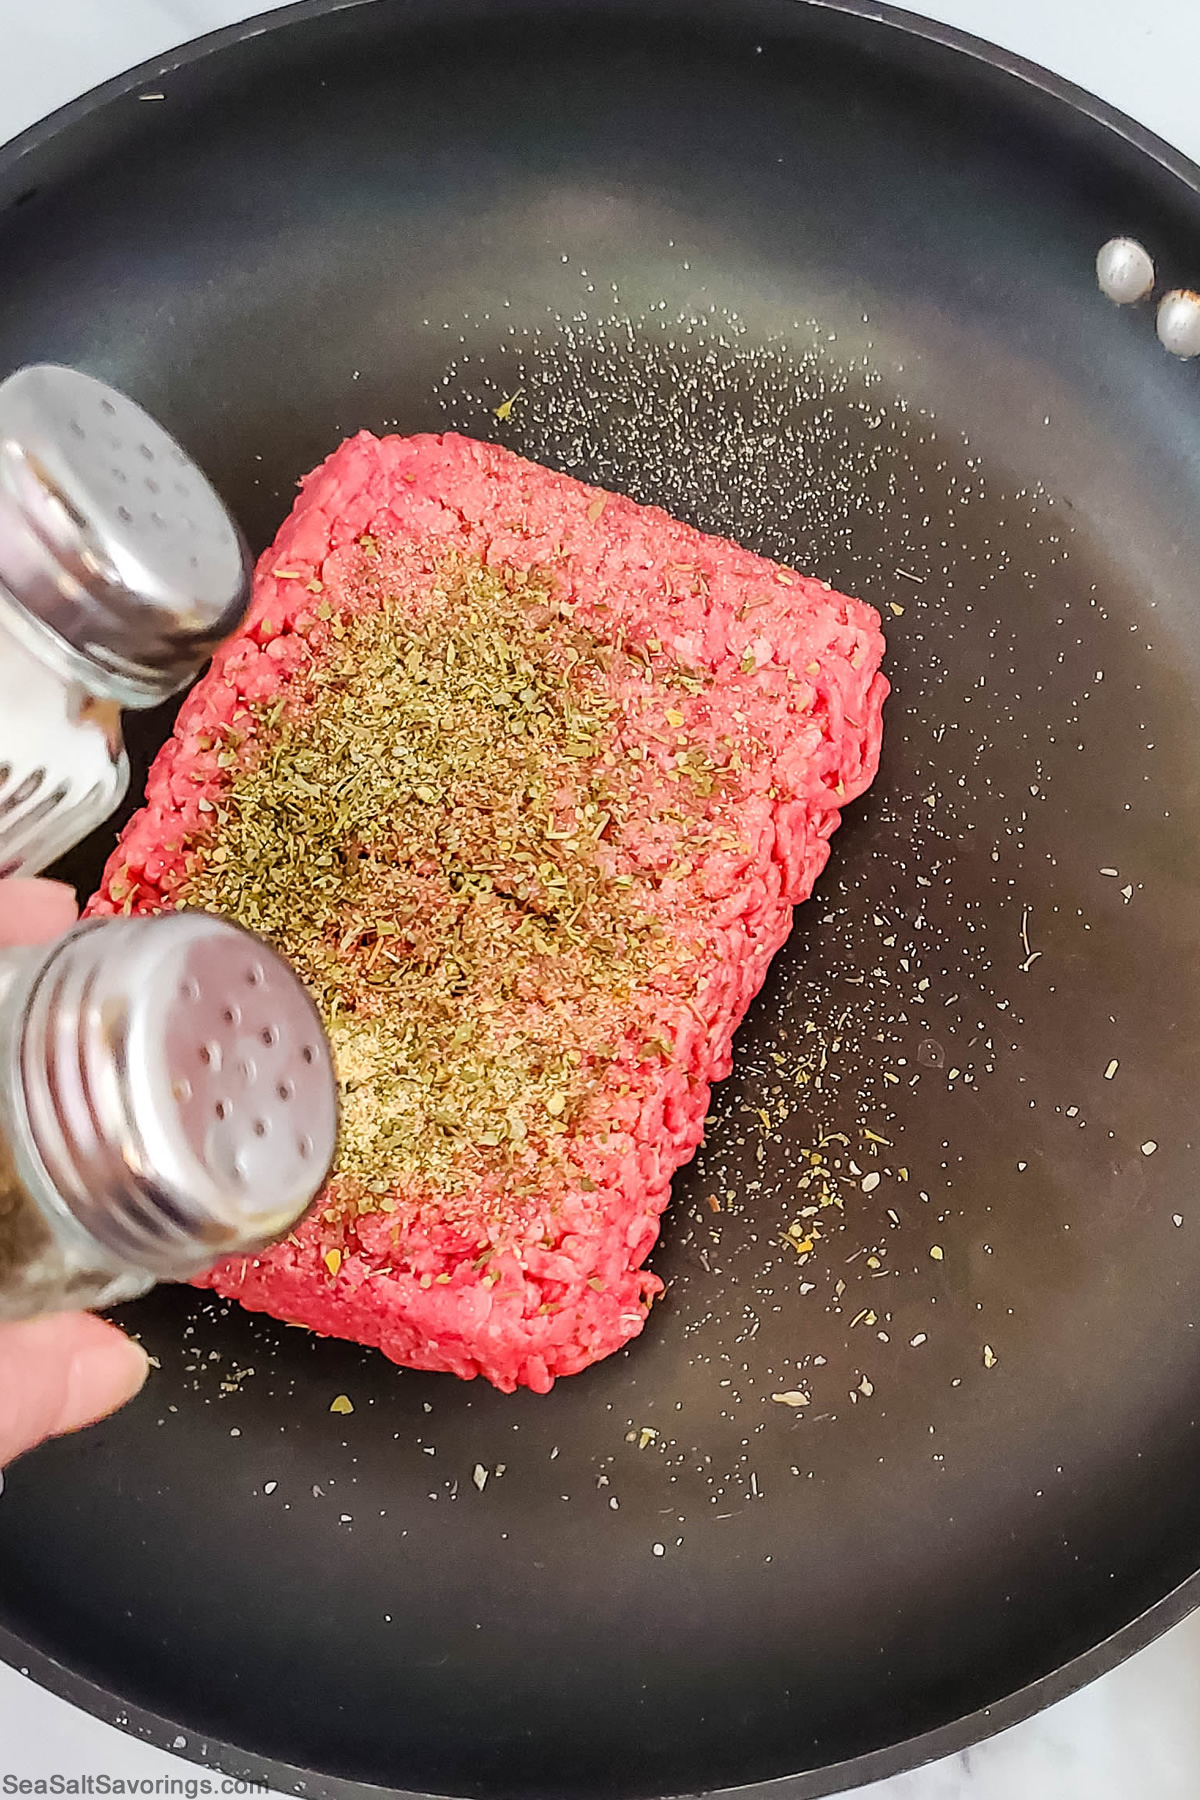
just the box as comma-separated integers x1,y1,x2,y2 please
3,2,1200,1796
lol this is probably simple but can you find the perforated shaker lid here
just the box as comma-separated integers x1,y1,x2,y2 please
16,912,339,1280
0,365,252,706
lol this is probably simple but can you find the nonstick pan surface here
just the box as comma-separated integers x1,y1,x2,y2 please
4,2,1200,1796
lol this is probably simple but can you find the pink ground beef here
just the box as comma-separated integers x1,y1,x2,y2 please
88,432,887,1392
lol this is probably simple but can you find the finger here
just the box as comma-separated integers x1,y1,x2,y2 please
0,1314,149,1466
0,879,79,945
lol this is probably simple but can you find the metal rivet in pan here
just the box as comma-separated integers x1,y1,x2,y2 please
1096,237,1155,304
1156,289,1200,359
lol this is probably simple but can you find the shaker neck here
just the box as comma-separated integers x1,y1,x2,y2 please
0,571,166,711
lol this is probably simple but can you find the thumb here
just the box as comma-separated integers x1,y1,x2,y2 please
0,878,78,944
0,1313,149,1467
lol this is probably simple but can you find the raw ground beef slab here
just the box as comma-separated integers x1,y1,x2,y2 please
89,432,888,1393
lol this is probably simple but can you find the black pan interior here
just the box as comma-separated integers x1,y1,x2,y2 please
3,3,1200,1797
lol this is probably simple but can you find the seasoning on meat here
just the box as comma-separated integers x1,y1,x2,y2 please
88,431,888,1393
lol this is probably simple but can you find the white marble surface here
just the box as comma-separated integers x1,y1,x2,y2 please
2,0,1200,1795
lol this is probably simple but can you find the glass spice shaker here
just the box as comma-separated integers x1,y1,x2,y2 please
0,911,338,1322
0,363,339,1318
0,363,252,878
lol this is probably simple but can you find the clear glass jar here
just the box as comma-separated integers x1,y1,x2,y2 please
0,362,250,878
0,914,338,1324
0,601,129,879
0,364,335,1322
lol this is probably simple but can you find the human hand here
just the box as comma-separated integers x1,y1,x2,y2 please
0,879,149,1466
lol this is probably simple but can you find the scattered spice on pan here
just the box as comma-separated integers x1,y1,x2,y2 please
493,388,524,421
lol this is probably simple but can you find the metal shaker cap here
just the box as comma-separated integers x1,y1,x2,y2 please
0,365,252,707
14,912,338,1280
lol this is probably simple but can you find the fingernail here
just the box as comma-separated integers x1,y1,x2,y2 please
57,1332,150,1436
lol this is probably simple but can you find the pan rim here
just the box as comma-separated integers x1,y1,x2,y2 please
3,1,1200,1795
3,0,1200,201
